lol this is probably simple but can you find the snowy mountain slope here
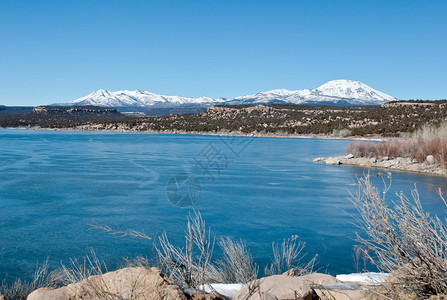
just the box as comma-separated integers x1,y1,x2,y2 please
58,89,220,107
232,80,397,105
54,80,397,108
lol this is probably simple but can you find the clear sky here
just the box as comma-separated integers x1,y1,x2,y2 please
0,0,446,106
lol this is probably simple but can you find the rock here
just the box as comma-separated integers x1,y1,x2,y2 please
383,161,393,168
313,157,324,162
190,293,223,300
314,286,384,300
356,157,371,166
298,273,340,285
370,157,377,163
397,157,406,166
234,274,315,300
282,268,300,276
27,267,186,300
344,153,354,159
412,159,418,163
382,156,389,161
427,155,435,164
325,157,341,165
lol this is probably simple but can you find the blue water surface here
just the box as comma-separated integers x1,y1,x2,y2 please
0,129,446,281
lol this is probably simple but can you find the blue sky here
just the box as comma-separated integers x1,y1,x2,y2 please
0,0,446,106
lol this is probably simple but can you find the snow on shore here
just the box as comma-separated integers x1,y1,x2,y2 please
336,272,388,284
201,272,388,297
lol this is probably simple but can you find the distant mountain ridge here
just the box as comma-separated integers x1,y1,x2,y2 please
54,80,397,108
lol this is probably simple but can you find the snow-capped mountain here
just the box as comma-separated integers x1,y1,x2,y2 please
55,80,397,108
58,89,221,107
231,80,397,105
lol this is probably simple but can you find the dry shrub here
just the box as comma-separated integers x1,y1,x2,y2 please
352,174,447,298
0,260,64,300
154,211,215,289
207,237,258,284
346,121,447,167
346,141,377,158
264,235,317,276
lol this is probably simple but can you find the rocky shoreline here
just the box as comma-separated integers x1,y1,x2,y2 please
313,153,446,176
3,125,386,142
24,267,388,300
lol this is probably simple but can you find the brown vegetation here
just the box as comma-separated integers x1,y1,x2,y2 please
346,122,447,167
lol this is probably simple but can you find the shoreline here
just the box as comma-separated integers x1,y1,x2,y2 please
1,126,387,141
314,155,446,177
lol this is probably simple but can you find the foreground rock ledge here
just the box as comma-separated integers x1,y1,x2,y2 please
313,154,446,176
27,267,388,300
27,267,186,300
234,273,384,300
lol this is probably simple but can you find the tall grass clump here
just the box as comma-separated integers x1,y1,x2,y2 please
352,174,447,298
154,211,215,288
1,260,64,300
346,121,447,167
207,237,258,284
264,235,317,276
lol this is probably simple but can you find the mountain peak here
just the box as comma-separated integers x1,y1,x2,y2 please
313,79,396,103
54,79,397,108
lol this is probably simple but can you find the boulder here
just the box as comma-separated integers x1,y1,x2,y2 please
344,153,354,159
234,275,315,300
370,157,377,163
427,155,435,164
313,157,324,162
234,273,339,300
325,157,341,165
27,267,186,300
314,286,384,300
298,273,340,285
397,157,406,166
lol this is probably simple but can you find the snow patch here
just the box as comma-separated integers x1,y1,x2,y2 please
201,283,244,297
336,272,388,284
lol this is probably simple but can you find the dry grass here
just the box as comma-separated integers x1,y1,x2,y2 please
207,237,258,284
0,260,64,300
154,211,215,289
352,173,447,298
264,235,317,277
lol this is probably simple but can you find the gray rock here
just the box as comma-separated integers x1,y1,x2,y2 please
382,156,389,161
325,157,341,165
344,153,354,159
383,161,393,168
397,157,405,166
426,155,435,164
313,157,324,162
370,157,377,163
